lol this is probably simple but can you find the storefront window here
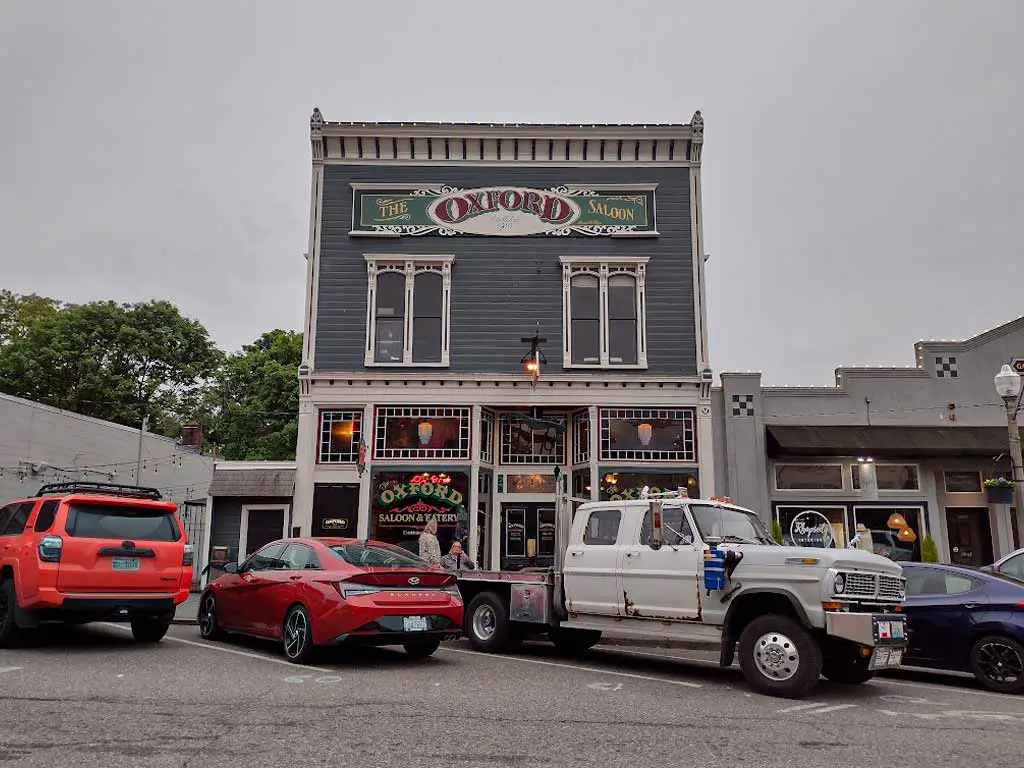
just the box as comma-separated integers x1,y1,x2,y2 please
506,473,557,493
370,470,470,555
599,471,699,501
374,406,470,460
774,464,844,491
852,506,923,562
598,408,696,462
572,410,591,465
500,413,565,464
853,464,919,491
318,411,362,463
944,471,982,494
775,506,848,548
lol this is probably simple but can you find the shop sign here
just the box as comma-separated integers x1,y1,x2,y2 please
354,185,654,237
375,476,466,529
1012,358,1024,374
789,510,837,548
320,517,350,532
606,484,691,501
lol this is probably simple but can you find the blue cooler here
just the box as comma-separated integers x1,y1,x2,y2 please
703,548,727,591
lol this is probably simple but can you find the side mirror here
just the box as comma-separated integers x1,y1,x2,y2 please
223,561,240,574
648,501,664,550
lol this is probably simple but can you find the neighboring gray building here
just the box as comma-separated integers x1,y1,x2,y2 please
0,393,216,568
712,317,1024,567
293,110,714,569
201,461,296,586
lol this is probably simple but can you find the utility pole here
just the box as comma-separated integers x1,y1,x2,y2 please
994,365,1024,533
135,414,149,483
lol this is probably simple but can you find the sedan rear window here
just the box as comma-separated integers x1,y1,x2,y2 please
64,503,181,541
329,542,427,568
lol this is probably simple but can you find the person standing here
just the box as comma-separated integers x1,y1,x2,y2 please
418,517,442,567
440,541,476,571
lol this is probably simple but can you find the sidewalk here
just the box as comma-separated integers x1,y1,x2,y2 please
174,593,200,625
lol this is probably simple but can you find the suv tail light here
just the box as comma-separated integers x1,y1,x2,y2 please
183,544,194,567
38,535,63,562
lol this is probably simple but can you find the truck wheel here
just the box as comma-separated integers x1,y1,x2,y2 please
822,651,876,685
549,627,602,655
738,614,822,699
0,579,23,649
466,592,520,653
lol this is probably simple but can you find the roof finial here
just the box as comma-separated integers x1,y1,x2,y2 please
310,107,324,129
690,110,703,137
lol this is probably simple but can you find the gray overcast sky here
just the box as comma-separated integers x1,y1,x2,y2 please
2,0,1021,385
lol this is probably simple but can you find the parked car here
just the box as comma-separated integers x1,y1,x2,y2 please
900,562,1024,693
0,482,193,647
985,547,1024,580
198,537,463,663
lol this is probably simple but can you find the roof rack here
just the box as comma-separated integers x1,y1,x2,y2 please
35,482,164,501
639,486,690,500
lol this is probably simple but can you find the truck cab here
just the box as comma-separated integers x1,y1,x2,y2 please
456,489,909,699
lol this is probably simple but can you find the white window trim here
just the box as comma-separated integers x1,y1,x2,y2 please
560,255,649,369
772,462,847,492
238,504,290,561
364,254,454,367
853,462,922,492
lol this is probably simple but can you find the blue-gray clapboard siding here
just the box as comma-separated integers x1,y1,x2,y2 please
314,165,697,375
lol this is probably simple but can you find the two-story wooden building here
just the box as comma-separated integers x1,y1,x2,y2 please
291,109,714,570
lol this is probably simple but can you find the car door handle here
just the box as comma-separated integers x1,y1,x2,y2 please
963,603,979,609
626,552,637,558
289,575,302,581
570,551,580,557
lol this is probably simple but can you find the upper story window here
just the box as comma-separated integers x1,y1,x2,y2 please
774,463,844,491
364,255,453,367
319,410,362,463
560,256,648,369
599,408,696,462
500,413,566,465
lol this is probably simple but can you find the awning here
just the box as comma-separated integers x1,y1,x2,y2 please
765,425,1010,459
207,468,295,497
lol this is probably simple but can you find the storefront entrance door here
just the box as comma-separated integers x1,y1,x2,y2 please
945,507,994,566
500,502,556,570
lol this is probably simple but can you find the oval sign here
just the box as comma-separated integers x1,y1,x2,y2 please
789,510,836,548
427,186,581,236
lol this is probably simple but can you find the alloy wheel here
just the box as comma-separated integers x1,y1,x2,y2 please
976,639,1024,686
284,609,309,660
198,594,216,637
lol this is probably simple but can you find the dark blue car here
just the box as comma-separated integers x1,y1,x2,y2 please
901,562,1024,694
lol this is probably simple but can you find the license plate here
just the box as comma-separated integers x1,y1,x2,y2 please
869,647,904,670
111,557,140,571
890,620,906,639
403,616,428,632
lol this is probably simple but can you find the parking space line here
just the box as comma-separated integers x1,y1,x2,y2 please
99,623,333,672
597,644,1022,703
0,666,22,674
776,702,831,713
440,646,703,688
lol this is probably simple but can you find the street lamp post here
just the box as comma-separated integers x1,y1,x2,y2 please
993,364,1024,525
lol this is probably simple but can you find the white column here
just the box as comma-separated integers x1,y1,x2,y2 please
357,402,374,540
490,470,502,569
292,399,317,536
588,405,599,500
199,494,214,588
993,503,1014,559
468,405,482,563
697,398,715,498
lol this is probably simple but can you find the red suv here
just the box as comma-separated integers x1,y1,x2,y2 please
0,482,193,646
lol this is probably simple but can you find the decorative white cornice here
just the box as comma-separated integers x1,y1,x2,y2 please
308,108,704,166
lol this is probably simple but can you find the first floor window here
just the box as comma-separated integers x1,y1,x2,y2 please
561,256,648,368
319,411,362,463
365,255,453,366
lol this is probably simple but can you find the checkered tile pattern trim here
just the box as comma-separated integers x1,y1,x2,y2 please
731,394,755,417
935,356,958,378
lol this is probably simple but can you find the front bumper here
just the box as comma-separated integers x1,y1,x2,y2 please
825,611,908,648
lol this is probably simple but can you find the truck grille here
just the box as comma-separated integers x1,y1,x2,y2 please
838,571,906,602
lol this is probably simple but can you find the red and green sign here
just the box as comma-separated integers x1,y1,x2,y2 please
373,472,467,529
354,185,654,236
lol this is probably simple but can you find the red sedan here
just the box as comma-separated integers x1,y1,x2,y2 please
197,537,463,663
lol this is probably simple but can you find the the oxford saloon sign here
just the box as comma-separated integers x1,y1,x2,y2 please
354,185,654,236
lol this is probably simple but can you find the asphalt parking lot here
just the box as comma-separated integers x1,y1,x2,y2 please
1,625,1022,768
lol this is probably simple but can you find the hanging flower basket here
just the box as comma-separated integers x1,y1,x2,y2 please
984,477,1014,504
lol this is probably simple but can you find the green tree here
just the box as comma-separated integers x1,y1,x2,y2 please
200,329,302,460
0,299,222,430
0,290,61,347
